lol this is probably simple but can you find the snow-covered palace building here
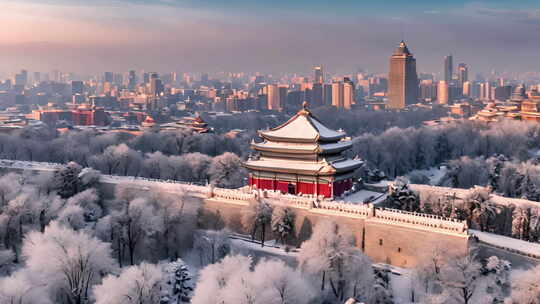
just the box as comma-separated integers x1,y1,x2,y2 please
244,103,363,198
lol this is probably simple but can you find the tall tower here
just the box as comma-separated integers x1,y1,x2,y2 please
457,63,468,87
331,80,344,108
343,77,355,110
438,81,449,105
128,70,137,91
388,40,418,109
444,55,453,83
267,84,282,111
314,66,324,84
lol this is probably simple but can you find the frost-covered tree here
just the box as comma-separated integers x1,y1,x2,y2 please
481,256,511,303
93,262,164,304
193,230,231,267
162,258,193,303
242,198,273,246
253,259,316,304
411,243,449,301
463,187,498,232
0,269,52,304
386,177,420,211
110,196,164,265
184,153,212,183
224,258,315,304
148,189,189,259
53,161,83,198
191,255,252,304
440,251,482,304
271,206,295,245
57,204,86,230
298,220,374,302
0,173,22,207
22,221,116,304
508,265,540,304
66,188,102,222
90,143,142,176
192,256,315,304
78,167,101,190
209,152,246,188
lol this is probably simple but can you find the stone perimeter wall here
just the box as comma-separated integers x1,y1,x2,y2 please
0,160,470,268
204,188,470,268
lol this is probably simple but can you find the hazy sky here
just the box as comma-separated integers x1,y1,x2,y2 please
2,0,540,75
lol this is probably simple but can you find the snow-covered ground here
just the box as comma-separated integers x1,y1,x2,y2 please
229,234,298,258
407,166,448,186
471,229,540,258
343,190,387,204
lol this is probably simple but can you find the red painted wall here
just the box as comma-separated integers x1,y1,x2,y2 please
317,183,332,197
333,178,353,197
249,177,336,198
297,181,315,195
276,181,289,193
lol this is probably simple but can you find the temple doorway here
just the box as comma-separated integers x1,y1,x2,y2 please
287,183,295,195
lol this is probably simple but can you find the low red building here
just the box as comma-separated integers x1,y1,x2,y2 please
244,103,362,198
29,106,110,126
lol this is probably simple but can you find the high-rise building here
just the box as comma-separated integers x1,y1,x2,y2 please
143,73,150,84
33,72,41,84
104,72,114,83
15,70,28,87
479,82,492,101
128,70,137,91
312,83,324,107
457,63,468,87
495,86,512,101
437,81,449,105
330,77,355,109
463,81,472,97
150,75,163,96
71,81,84,95
331,80,344,108
323,84,333,105
388,40,418,109
266,84,283,111
279,85,288,111
343,77,355,109
314,66,324,84
419,80,437,101
444,55,453,83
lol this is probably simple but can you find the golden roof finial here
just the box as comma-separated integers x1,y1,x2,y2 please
298,101,310,115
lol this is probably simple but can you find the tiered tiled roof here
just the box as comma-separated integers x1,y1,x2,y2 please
244,103,362,176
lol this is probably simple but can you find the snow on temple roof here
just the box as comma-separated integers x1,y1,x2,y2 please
331,159,364,172
259,104,346,143
244,158,336,175
244,157,362,175
252,141,319,153
252,140,352,154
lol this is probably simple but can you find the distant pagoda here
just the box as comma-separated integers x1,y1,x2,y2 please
244,102,363,198
177,115,212,133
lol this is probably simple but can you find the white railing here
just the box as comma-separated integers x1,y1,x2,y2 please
373,208,467,234
0,159,468,236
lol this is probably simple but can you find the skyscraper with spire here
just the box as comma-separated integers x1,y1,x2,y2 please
314,66,324,84
388,40,418,109
444,55,453,83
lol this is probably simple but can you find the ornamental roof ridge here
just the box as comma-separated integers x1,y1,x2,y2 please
258,103,345,142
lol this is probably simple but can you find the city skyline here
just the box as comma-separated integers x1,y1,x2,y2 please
3,0,540,75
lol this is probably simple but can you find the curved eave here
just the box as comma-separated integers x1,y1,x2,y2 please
252,143,318,154
331,160,364,173
258,131,318,143
318,142,353,154
243,162,336,176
